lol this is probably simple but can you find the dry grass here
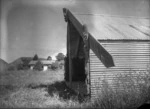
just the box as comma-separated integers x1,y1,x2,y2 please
0,88,84,108
0,69,63,87
0,69,150,108
91,69,150,109
0,69,85,108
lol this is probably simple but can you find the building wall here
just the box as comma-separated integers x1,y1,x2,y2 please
30,66,34,70
43,66,48,71
89,41,150,99
30,65,48,71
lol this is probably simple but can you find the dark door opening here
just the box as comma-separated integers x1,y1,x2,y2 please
64,57,86,82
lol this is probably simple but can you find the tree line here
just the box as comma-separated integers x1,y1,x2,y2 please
33,53,65,61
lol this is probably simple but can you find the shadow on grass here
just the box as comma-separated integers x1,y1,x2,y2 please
27,81,85,102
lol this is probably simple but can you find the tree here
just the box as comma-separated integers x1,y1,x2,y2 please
47,56,52,60
33,54,38,60
56,53,65,61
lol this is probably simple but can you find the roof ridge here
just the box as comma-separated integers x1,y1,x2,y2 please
73,12,150,19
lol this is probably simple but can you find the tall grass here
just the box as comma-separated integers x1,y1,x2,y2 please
0,88,84,108
91,69,150,109
0,69,64,87
0,69,84,108
0,69,150,108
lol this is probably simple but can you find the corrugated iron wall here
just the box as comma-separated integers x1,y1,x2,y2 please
89,41,150,99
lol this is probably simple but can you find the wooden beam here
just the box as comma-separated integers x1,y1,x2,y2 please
82,24,90,95
89,35,115,68
63,8,84,39
63,8,115,68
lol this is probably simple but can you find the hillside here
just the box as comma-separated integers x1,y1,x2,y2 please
0,58,8,72
8,57,33,70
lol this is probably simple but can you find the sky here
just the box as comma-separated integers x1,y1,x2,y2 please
0,0,149,63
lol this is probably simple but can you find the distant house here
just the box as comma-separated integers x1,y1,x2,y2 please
29,60,55,71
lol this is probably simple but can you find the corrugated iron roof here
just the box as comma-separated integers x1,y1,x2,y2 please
74,13,150,40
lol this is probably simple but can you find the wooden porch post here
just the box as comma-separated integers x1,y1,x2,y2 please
83,24,90,95
63,8,72,87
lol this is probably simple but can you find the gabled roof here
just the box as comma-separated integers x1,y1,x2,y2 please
29,61,37,65
41,60,55,65
63,8,115,67
29,60,55,65
73,14,150,40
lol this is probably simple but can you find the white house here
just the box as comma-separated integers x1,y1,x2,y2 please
29,60,55,71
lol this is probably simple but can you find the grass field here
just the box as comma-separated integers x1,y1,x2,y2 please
0,69,150,108
0,69,85,108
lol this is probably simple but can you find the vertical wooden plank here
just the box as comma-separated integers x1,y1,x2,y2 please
68,23,72,87
69,56,72,87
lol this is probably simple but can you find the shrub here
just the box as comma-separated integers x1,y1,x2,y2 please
33,61,43,71
7,65,16,71
51,62,59,70
17,64,24,70
21,57,32,70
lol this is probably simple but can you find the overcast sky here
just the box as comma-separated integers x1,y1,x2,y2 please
0,0,149,63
